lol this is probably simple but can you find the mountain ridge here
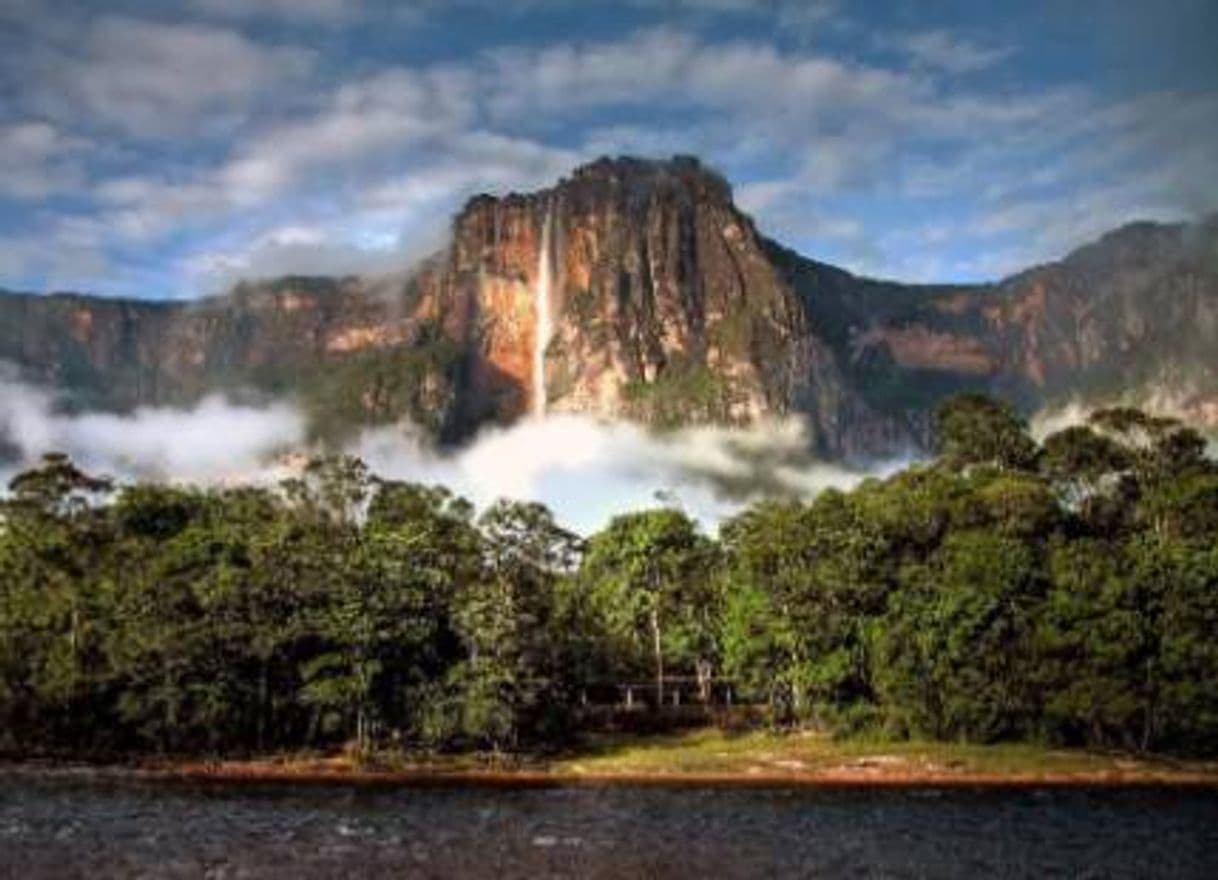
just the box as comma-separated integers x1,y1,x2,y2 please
2,155,1216,460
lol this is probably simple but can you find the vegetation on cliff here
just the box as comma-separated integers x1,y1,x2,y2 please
1,395,1217,759
621,359,741,428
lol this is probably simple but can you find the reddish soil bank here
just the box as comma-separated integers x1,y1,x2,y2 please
137,758,1218,790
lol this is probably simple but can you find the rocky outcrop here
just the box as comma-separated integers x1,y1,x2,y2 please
2,156,1216,461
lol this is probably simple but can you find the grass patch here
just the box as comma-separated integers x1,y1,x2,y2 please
552,728,1202,778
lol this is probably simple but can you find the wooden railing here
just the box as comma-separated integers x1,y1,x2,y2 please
576,677,744,710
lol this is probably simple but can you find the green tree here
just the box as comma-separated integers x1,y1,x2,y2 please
935,393,1038,470
1040,425,1131,509
1157,541,1218,753
289,466,446,754
106,492,239,751
874,531,1042,741
720,500,814,717
581,509,719,707
0,455,113,746
426,501,581,751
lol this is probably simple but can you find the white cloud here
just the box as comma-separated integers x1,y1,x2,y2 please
738,178,863,247
188,0,360,22
976,179,1186,259
222,66,477,195
0,370,306,484
353,414,884,534
169,129,579,290
0,231,115,294
61,25,1101,289
481,27,942,144
3,10,1214,295
180,224,415,291
79,58,580,286
86,65,479,245
26,16,316,137
0,368,891,534
0,122,90,199
887,30,1015,75
361,132,580,211
504,29,1082,180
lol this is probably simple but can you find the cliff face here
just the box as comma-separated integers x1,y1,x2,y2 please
2,156,1216,461
777,215,1218,432
0,274,464,440
422,156,891,456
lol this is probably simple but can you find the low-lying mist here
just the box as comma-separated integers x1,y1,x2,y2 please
0,371,306,485
11,377,1213,534
0,371,893,533
1031,393,1218,457
354,415,893,533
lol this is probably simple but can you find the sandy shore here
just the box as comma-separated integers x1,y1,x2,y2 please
5,756,1213,790
7,730,1218,789
149,758,1218,788
149,760,1218,789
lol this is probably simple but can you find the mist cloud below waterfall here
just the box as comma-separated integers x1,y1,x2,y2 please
353,415,892,533
1,371,894,533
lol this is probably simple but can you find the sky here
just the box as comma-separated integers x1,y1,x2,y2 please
1,0,1216,299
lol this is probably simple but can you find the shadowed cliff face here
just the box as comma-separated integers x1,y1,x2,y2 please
2,156,1216,461
775,214,1218,432
0,274,465,442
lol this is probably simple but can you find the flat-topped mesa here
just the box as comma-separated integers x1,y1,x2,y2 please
433,157,1218,453
563,154,734,205
458,154,733,215
436,155,867,449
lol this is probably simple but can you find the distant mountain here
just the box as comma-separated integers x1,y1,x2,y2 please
2,156,1216,460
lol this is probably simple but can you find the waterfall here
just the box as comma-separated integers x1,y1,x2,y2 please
532,201,554,418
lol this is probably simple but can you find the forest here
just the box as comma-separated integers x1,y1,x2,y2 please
1,394,1217,759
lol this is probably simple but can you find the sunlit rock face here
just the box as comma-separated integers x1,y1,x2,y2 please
1,156,1216,461
423,156,888,457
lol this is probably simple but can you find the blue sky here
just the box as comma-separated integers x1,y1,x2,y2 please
2,0,1216,299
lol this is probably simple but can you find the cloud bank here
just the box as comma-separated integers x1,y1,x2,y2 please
354,415,885,533
0,372,306,486
0,372,883,533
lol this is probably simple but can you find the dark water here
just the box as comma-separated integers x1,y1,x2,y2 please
2,774,1217,879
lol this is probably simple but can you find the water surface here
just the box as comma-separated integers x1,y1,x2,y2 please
2,773,1216,878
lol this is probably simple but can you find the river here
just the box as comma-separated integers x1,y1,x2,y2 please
2,773,1216,878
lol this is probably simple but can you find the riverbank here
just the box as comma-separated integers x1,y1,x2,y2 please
9,729,1215,788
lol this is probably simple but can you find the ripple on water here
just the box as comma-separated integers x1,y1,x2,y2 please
0,776,1216,879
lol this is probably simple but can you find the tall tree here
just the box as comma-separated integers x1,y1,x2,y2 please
1,455,112,745
432,501,580,751
581,509,719,707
